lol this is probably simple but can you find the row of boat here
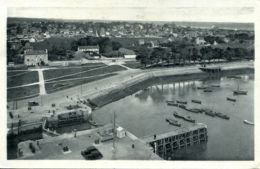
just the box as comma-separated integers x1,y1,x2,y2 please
165,111,197,127
166,101,230,120
166,99,202,106
165,100,254,125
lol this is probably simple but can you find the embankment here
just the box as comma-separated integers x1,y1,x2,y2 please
88,67,254,108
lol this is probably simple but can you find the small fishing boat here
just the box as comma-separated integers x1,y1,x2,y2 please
233,81,247,95
204,89,213,92
178,104,186,109
176,100,187,104
166,100,175,104
204,110,215,117
167,102,179,106
165,118,181,127
173,111,183,119
211,84,220,87
233,90,247,95
227,75,242,79
243,120,254,125
226,97,236,102
191,99,202,104
183,116,196,123
197,86,207,90
215,112,230,120
187,108,203,113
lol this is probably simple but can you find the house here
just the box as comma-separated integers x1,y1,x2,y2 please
24,49,48,66
29,37,36,43
195,37,206,45
77,45,100,54
119,48,136,59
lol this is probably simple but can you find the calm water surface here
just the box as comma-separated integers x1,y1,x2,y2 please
93,74,254,160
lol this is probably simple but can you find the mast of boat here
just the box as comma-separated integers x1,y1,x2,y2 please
237,79,239,91
112,111,116,159
113,111,116,150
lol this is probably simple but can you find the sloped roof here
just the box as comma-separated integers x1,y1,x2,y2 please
25,50,47,55
118,48,135,55
78,45,99,50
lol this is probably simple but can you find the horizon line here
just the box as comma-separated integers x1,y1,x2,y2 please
7,16,254,24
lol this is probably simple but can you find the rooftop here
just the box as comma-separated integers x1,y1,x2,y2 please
24,49,47,55
78,45,99,50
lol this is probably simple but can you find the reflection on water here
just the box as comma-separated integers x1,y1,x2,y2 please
93,74,254,160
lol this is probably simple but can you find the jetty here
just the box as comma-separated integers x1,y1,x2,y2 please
143,123,207,159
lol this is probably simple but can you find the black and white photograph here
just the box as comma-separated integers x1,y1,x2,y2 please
1,0,259,168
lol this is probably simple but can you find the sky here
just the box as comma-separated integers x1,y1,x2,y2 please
6,0,255,23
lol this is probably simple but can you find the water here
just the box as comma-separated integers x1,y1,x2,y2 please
92,74,254,160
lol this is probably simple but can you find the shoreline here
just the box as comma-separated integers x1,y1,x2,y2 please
89,67,254,108
7,61,254,109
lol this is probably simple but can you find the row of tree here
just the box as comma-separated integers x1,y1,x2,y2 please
136,44,254,67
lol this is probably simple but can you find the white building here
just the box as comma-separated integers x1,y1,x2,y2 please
77,45,100,54
24,49,48,66
119,48,136,59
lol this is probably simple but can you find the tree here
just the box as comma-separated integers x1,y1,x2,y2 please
136,46,151,67
111,41,122,51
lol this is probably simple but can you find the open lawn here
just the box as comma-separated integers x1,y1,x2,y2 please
123,61,142,69
7,71,38,88
45,65,126,82
45,73,117,94
7,71,31,77
43,64,106,80
7,85,39,101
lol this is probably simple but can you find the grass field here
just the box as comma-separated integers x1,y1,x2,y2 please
7,85,39,101
123,61,142,69
44,65,126,82
43,63,106,81
7,71,31,77
7,71,38,88
45,73,117,94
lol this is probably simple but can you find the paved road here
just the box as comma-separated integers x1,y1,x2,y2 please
7,61,253,109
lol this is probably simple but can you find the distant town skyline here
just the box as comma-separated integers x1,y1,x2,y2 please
7,6,254,23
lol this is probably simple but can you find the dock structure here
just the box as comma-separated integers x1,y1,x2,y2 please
142,123,208,159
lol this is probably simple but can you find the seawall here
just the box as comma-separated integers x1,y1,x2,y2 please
88,67,254,108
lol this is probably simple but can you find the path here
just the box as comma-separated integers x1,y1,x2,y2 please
37,69,46,95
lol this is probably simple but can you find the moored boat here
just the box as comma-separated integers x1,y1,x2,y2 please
204,109,215,117
167,102,179,106
211,84,220,87
197,86,207,90
187,108,203,113
243,120,254,125
204,89,213,92
233,81,247,95
176,100,187,104
226,97,236,102
215,112,230,120
233,90,247,95
173,111,183,119
178,104,186,109
183,115,196,123
165,118,181,127
191,99,202,104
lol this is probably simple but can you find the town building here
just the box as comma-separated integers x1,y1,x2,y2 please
77,45,100,54
24,49,48,66
118,48,136,59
